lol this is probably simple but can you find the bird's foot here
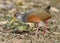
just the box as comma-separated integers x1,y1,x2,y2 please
42,30,47,36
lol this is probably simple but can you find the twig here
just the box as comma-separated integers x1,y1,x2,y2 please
53,32,60,35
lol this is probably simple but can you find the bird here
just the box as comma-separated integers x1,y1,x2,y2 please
11,5,51,36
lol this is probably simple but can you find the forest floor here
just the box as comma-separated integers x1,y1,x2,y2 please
0,0,60,43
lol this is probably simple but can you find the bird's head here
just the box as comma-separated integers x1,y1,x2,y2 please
11,12,24,24
14,12,23,19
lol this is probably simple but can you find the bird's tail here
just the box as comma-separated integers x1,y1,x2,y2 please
45,5,51,12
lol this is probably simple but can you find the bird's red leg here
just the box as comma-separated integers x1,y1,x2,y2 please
43,20,48,35
35,23,40,37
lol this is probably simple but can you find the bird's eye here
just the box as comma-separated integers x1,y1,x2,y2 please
14,12,21,17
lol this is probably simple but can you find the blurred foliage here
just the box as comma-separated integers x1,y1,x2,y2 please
4,16,34,32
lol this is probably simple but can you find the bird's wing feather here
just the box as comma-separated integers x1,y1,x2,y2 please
22,9,51,22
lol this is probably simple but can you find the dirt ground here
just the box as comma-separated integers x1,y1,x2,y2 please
0,0,60,43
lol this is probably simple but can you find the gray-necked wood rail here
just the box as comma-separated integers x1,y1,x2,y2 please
12,5,51,36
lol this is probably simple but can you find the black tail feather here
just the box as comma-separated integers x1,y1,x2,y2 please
45,5,51,13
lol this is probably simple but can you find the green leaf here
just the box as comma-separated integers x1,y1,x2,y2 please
17,25,28,31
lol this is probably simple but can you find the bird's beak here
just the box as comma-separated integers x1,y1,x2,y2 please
10,17,16,24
